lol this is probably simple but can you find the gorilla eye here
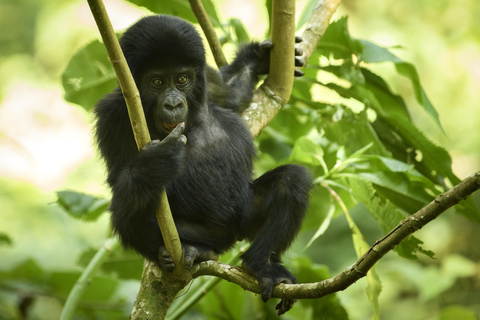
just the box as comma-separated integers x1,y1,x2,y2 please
177,75,188,84
152,79,163,87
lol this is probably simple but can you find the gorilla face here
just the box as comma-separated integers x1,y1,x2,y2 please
139,67,196,135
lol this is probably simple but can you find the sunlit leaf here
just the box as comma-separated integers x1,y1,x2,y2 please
229,18,250,43
360,40,445,135
296,0,321,30
61,40,116,111
318,17,363,59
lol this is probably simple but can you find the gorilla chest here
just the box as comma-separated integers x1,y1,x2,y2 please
166,130,254,222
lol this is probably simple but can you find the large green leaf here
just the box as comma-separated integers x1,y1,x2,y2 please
316,64,480,221
345,176,434,259
317,17,363,60
56,190,109,222
61,40,116,111
361,40,445,135
292,257,349,320
229,18,250,43
126,0,221,27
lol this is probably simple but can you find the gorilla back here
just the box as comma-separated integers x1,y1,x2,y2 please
94,15,312,315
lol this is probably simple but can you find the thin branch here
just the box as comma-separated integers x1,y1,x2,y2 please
299,0,342,63
243,0,341,137
188,0,227,68
86,0,184,272
194,172,480,300
59,237,119,320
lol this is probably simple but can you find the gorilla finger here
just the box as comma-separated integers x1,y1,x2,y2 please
159,246,172,258
158,246,176,271
295,35,303,43
295,47,303,56
260,279,274,302
183,245,197,269
178,134,187,145
259,40,274,50
295,57,305,67
196,250,219,263
276,299,296,316
164,122,185,141
141,139,161,152
294,70,305,77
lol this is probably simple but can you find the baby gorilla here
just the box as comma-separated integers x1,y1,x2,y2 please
94,15,311,315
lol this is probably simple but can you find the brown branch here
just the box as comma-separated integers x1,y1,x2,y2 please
194,172,480,299
243,0,341,137
188,0,227,68
86,0,184,273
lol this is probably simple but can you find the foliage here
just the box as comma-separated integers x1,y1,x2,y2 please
1,0,479,319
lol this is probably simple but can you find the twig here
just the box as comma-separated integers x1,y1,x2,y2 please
59,237,119,320
188,0,227,67
194,172,480,300
299,0,342,63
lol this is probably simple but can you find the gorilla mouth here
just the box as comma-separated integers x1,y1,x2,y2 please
162,122,181,133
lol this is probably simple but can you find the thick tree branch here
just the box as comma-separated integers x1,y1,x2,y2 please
194,172,480,299
86,0,184,273
243,0,341,137
263,0,296,103
188,0,227,67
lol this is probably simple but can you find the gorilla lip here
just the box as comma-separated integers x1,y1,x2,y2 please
162,122,181,133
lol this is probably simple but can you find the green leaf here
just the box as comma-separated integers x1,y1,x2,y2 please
296,0,320,30
61,40,116,111
360,40,445,135
344,176,434,259
289,136,326,169
357,171,433,208
0,233,12,246
0,259,45,282
366,267,382,320
318,17,363,60
126,0,197,23
229,18,250,43
292,257,349,320
126,0,221,27
440,306,478,320
56,190,109,222
319,105,391,157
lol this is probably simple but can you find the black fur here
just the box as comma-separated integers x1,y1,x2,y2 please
94,15,312,315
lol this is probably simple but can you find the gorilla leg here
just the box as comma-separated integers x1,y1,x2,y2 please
241,165,312,314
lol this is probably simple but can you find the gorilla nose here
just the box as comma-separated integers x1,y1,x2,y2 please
165,101,183,110
164,96,184,110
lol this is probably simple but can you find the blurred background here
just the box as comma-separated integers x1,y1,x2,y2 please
0,0,479,319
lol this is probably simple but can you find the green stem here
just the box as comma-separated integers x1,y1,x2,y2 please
59,237,120,320
188,0,227,67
